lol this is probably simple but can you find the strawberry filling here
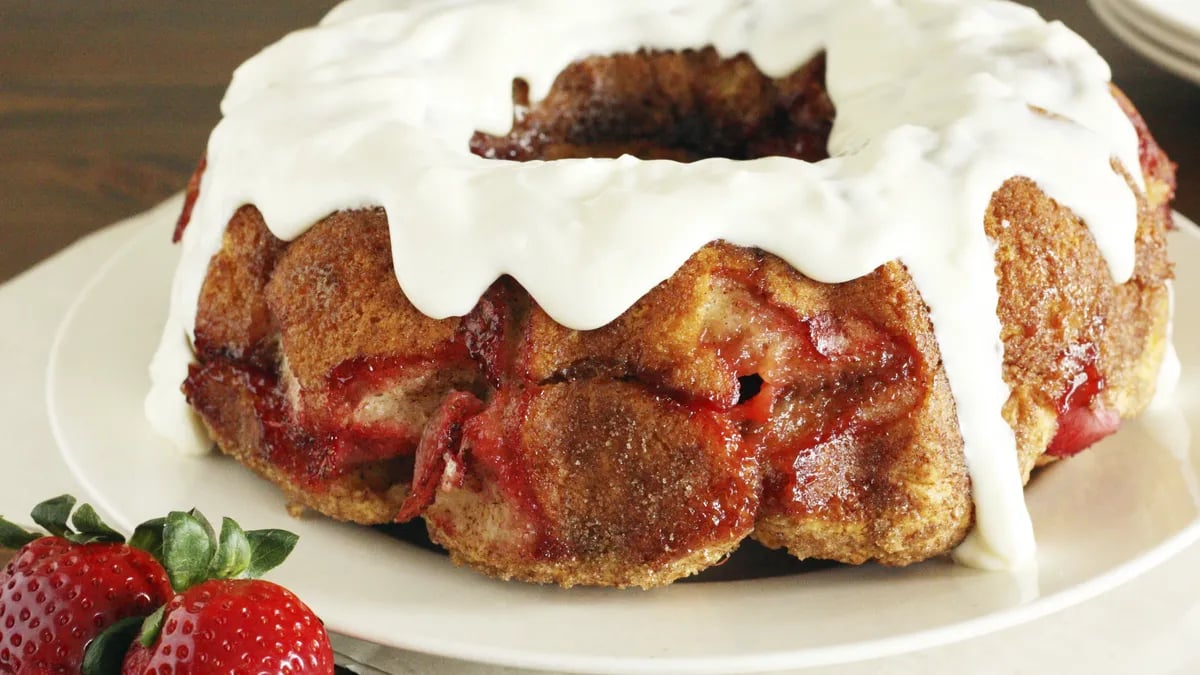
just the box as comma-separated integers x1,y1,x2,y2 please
175,46,1156,546
395,390,485,522
1047,406,1121,458
318,350,475,467
1046,350,1119,458
458,389,555,553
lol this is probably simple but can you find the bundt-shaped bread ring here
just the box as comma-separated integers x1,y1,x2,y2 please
175,48,1175,587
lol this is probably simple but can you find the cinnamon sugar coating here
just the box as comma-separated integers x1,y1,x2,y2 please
180,52,1174,587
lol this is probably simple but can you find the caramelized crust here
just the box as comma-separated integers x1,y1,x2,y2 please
185,359,411,523
425,379,757,587
179,50,1175,587
989,169,1171,476
194,206,285,369
472,48,832,163
263,209,466,392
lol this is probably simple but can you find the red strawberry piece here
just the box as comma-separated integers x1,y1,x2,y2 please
460,283,519,389
0,517,171,673
395,389,485,522
1047,354,1121,458
1047,406,1121,458
121,579,333,675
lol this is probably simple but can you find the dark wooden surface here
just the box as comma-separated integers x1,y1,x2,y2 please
1,1,1197,283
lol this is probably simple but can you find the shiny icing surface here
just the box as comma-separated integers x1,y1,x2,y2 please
148,0,1148,570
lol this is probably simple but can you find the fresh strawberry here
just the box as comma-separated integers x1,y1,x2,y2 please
121,578,333,674
0,496,172,675
2,498,334,675
121,510,333,675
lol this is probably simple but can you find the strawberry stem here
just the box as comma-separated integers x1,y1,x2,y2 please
154,509,300,592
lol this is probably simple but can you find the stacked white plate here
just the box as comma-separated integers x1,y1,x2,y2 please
1091,0,1200,86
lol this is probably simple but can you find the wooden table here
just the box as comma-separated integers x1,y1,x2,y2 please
0,0,1196,283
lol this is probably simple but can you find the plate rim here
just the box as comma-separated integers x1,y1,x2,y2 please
1121,0,1200,43
1091,0,1200,86
43,208,1200,674
1099,0,1200,60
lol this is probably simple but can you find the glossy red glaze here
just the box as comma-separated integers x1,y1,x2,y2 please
321,425,414,471
234,363,327,482
1059,357,1105,415
731,380,777,425
463,385,758,562
186,360,335,487
701,265,824,410
1047,406,1121,458
687,260,924,517
327,349,468,403
321,349,474,471
460,389,552,552
649,409,758,561
459,284,517,388
759,413,873,516
753,318,920,516
189,338,481,493
395,390,485,522
1047,348,1119,458
460,390,587,560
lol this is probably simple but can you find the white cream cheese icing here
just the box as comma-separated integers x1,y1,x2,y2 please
147,0,1150,570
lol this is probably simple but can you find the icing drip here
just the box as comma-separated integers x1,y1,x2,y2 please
147,0,1146,570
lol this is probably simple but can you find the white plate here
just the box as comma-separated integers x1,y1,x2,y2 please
1092,0,1200,86
1125,0,1200,43
1112,0,1200,63
1105,0,1200,56
1103,0,1200,62
46,208,1200,675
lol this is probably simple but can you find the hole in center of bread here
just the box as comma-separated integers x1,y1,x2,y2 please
470,48,835,163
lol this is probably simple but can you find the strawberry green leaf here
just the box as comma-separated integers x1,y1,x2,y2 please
212,517,252,579
82,615,143,675
137,605,167,649
0,516,39,549
188,508,217,545
244,529,299,578
163,511,216,592
30,494,75,538
67,504,124,545
129,517,166,560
